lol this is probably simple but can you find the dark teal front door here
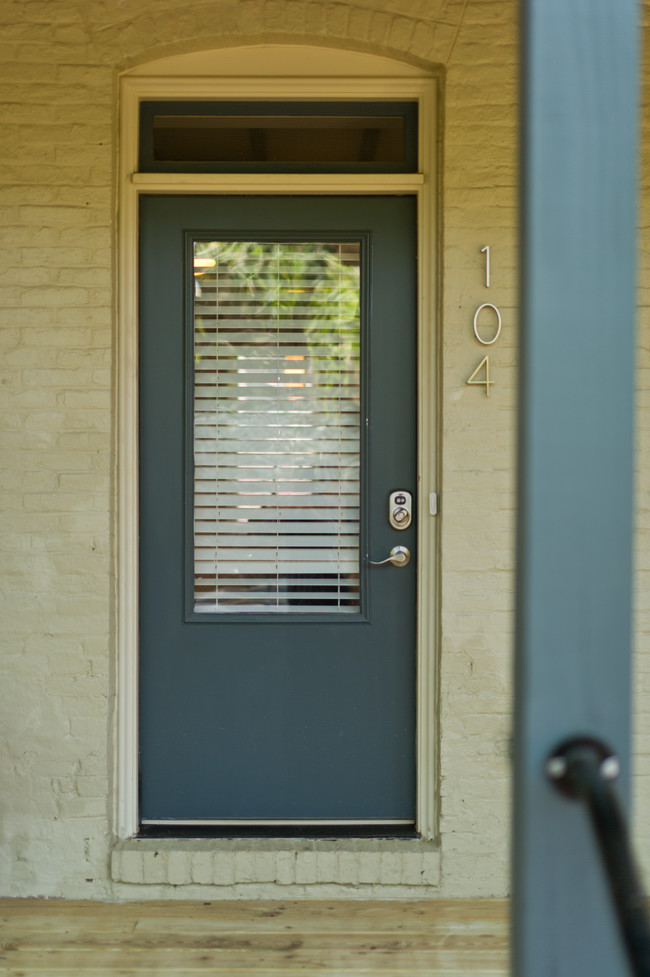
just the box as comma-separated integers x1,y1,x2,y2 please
139,195,417,824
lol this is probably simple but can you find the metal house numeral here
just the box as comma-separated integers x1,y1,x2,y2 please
466,246,502,395
466,354,493,397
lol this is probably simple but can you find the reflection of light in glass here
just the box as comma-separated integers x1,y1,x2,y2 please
193,257,216,277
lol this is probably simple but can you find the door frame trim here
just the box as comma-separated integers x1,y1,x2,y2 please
115,51,440,841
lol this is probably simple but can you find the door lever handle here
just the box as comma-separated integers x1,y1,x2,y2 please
369,545,411,568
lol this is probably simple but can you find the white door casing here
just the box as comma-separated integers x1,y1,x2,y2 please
115,45,440,840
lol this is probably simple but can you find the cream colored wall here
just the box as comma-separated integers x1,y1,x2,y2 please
438,0,517,896
0,0,646,900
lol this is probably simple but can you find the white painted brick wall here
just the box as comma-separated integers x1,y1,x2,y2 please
110,839,441,898
0,0,114,894
0,0,649,902
436,0,517,897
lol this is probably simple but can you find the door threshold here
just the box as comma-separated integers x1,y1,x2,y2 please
141,819,413,827
138,821,418,840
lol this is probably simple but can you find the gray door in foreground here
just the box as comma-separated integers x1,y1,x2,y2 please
514,0,638,972
139,195,417,823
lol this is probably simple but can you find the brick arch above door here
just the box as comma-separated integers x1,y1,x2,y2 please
101,0,461,72
123,41,441,81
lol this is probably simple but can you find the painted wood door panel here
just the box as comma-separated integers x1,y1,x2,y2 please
139,195,417,822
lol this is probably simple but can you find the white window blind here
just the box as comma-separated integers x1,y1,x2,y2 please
192,240,361,613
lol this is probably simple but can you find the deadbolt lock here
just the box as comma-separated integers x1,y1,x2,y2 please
389,490,413,530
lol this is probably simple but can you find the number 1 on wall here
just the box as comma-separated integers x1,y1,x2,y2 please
481,245,490,288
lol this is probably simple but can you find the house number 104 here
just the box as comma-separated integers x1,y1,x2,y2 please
466,246,502,396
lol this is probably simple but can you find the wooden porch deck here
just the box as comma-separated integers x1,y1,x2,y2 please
0,898,509,976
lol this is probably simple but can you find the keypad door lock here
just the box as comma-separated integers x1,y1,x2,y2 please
389,490,413,530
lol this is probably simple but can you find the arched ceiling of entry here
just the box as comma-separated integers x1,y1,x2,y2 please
79,0,467,70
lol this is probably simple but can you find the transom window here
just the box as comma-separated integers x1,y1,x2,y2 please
139,100,418,173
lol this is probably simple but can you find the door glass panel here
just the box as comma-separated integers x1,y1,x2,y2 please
192,240,361,614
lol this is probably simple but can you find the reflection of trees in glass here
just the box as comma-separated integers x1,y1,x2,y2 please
193,240,360,399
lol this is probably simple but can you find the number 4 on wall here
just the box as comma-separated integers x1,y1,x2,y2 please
466,355,494,397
